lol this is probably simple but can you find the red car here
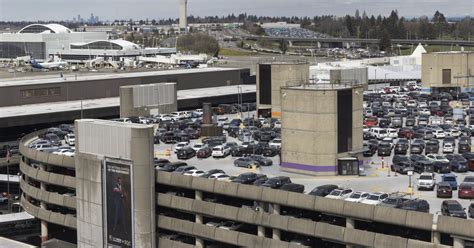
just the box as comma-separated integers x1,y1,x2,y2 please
458,183,474,199
196,147,212,159
398,128,414,139
364,117,378,127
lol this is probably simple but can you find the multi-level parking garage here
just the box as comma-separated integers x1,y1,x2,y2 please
18,126,474,247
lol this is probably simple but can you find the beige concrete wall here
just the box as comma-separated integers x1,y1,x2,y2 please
422,52,474,88
280,85,363,175
281,88,338,175
256,62,309,118
120,83,178,118
75,119,155,248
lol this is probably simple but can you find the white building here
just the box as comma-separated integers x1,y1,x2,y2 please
0,23,176,63
0,23,106,60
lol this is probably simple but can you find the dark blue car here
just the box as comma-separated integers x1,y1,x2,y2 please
441,174,458,190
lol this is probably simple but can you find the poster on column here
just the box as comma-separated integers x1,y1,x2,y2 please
104,158,133,247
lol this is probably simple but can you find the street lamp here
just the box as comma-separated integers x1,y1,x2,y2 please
407,169,414,198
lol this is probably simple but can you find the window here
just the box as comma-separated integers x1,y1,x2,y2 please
21,87,61,98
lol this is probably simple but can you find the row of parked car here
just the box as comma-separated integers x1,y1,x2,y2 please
155,160,474,217
389,151,474,175
29,125,76,156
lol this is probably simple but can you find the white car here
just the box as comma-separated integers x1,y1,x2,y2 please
344,191,370,203
432,130,445,139
426,154,449,163
209,173,230,181
174,142,190,153
325,189,353,200
65,133,75,146
419,108,431,115
273,121,281,129
192,143,207,152
418,102,428,108
406,100,417,107
212,145,230,158
447,129,461,137
183,169,206,177
269,138,281,149
217,116,229,126
442,143,454,153
417,172,436,190
360,193,389,206
386,128,398,138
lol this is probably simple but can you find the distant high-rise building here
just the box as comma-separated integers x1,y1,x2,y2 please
179,0,187,33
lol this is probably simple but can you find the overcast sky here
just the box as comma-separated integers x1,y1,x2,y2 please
0,0,472,21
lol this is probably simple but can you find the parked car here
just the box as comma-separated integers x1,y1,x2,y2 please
436,182,453,198
414,160,434,174
212,145,230,158
417,172,436,190
231,173,267,184
183,169,206,177
200,169,225,178
379,197,409,208
172,165,196,174
65,133,75,146
360,192,389,205
344,191,370,203
174,142,189,153
248,155,273,166
261,176,291,189
325,188,353,200
441,200,467,219
445,154,469,172
280,183,305,193
398,199,430,213
176,147,196,160
158,162,187,172
196,147,212,158
441,173,458,190
377,142,392,156
234,157,259,168
308,185,339,197
458,183,474,199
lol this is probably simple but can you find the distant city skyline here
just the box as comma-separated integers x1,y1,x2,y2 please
0,0,472,21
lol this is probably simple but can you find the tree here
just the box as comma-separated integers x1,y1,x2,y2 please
379,29,392,53
279,39,288,54
177,33,219,54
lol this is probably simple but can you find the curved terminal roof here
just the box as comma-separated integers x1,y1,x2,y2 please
70,40,140,51
18,24,72,34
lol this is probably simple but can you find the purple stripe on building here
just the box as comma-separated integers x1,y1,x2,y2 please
280,162,336,172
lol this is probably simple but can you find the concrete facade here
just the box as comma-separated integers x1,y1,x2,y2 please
280,84,364,176
75,119,155,248
120,82,178,118
422,52,474,91
256,62,309,118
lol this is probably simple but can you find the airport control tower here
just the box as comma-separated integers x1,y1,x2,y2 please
179,0,188,33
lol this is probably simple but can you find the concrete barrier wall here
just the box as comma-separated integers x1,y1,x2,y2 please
157,238,196,248
20,178,76,210
21,196,77,229
157,215,302,248
155,172,474,244
156,193,441,247
437,215,474,239
20,160,76,188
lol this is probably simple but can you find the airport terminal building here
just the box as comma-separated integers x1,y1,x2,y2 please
0,23,175,62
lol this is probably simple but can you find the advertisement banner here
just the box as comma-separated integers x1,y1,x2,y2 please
104,159,133,247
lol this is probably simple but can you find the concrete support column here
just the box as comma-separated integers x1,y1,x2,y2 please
195,190,204,247
345,218,355,248
346,218,355,229
432,231,441,244
40,164,48,243
453,237,465,248
272,204,280,240
258,226,265,237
